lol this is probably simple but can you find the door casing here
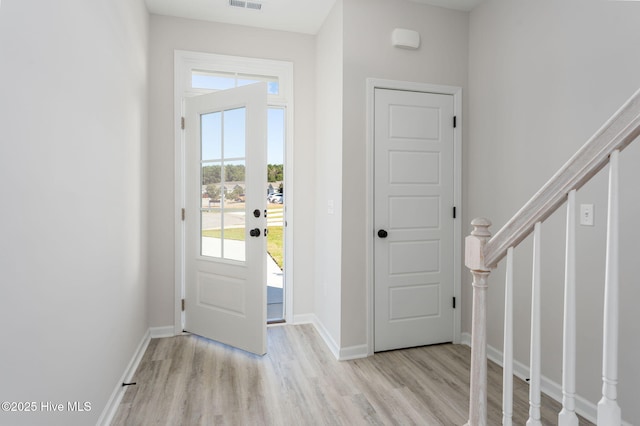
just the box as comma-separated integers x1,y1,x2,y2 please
365,78,463,356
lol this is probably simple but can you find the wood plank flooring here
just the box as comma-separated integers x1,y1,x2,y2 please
112,324,593,425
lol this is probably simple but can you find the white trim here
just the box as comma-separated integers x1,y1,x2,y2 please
283,99,295,324
96,329,151,426
292,313,316,324
174,52,186,336
339,344,369,361
150,326,176,339
460,331,471,346
309,315,341,360
174,50,295,335
365,78,463,356
459,333,632,426
174,50,292,104
305,315,367,361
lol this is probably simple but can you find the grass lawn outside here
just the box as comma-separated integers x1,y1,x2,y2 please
202,226,284,269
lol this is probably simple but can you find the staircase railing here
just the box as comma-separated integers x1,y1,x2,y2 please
464,88,640,426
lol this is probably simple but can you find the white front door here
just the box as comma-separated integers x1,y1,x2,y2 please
374,88,455,352
184,83,267,355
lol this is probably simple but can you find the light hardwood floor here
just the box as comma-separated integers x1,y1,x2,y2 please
112,324,593,425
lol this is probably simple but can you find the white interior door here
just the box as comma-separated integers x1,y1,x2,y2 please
374,88,455,352
185,83,267,355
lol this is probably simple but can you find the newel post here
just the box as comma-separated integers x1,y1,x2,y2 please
465,218,492,426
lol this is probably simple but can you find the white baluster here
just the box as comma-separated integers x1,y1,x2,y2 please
527,222,542,426
559,190,579,426
597,149,622,425
502,247,514,426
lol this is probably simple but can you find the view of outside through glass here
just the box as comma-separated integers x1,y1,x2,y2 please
200,108,247,262
199,103,285,321
266,108,285,321
192,71,279,95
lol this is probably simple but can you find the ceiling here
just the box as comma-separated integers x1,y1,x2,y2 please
145,0,337,35
145,0,484,35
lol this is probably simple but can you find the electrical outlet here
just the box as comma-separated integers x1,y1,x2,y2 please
580,204,594,226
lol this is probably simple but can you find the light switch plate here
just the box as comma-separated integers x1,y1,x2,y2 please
580,204,594,226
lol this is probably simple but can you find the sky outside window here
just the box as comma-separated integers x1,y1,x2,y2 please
192,71,279,95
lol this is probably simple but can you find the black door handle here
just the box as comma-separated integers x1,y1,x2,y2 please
378,229,388,238
250,228,261,237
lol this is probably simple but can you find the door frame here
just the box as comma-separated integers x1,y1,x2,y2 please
365,78,462,355
173,50,295,335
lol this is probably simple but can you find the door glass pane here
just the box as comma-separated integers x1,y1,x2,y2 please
224,107,246,158
200,107,247,262
221,160,246,262
201,111,222,161
201,209,221,258
201,162,222,258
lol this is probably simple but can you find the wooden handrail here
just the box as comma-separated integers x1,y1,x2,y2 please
483,88,640,268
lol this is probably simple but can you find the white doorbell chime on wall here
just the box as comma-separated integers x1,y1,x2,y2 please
392,28,421,49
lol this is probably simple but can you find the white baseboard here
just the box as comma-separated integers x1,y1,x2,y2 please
291,313,315,325
460,332,632,425
339,344,368,360
460,331,471,347
307,314,340,360
96,329,152,426
304,315,368,361
150,325,175,338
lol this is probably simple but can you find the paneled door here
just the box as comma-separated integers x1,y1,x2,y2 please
185,83,267,355
374,88,455,352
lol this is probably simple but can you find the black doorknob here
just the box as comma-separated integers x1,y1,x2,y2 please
250,228,261,237
378,229,388,238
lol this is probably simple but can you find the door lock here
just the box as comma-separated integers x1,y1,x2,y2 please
377,229,388,238
249,228,261,237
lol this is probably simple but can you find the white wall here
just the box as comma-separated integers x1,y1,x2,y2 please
314,0,344,349
340,0,469,348
467,0,640,421
0,0,149,425
147,16,317,327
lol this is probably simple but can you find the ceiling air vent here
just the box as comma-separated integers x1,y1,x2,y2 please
228,0,263,11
